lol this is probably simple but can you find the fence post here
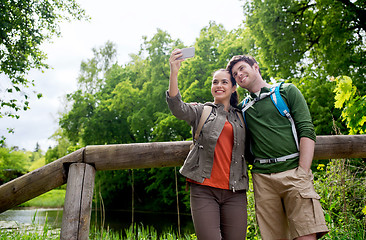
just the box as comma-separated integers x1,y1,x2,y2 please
60,163,95,240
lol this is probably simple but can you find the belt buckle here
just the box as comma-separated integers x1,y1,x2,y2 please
269,158,277,163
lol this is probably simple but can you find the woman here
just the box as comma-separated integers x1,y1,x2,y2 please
166,49,249,240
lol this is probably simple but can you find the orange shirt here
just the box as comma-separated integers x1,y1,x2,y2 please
189,120,233,189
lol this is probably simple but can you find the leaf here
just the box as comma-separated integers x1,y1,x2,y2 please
334,76,356,109
324,213,332,224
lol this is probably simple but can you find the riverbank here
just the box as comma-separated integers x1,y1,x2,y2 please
0,188,196,238
0,220,60,239
0,207,195,238
0,219,196,240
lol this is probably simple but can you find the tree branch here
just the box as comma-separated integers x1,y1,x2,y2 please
336,0,366,32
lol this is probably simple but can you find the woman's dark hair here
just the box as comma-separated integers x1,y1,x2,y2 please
213,69,239,108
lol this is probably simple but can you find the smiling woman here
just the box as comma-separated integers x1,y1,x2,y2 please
167,49,248,239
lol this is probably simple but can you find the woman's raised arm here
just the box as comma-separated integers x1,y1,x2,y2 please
168,49,184,97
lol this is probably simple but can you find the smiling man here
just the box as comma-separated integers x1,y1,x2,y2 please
227,55,329,240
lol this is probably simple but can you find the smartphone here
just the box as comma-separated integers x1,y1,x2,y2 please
177,47,195,60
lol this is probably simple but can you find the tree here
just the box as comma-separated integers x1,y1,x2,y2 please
243,0,366,135
178,21,228,104
0,0,88,143
244,0,366,91
289,72,345,135
0,147,31,183
60,42,118,146
77,41,117,95
45,128,72,164
34,142,40,153
151,22,257,142
126,29,179,143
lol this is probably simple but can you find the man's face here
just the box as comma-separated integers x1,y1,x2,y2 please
231,61,259,89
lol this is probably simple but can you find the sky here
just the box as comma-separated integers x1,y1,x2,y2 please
1,0,245,152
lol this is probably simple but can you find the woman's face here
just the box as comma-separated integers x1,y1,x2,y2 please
211,70,236,105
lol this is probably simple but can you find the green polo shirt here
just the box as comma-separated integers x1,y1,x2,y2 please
241,83,316,174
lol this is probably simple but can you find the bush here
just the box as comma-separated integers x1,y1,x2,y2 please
314,158,366,239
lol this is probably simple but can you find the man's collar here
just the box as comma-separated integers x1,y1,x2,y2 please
249,85,271,98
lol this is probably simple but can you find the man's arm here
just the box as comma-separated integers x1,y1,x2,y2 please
298,137,315,173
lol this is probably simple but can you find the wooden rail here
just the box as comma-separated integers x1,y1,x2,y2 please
0,135,365,239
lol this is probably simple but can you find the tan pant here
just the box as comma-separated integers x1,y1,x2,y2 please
252,166,329,239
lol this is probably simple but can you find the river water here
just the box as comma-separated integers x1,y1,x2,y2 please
0,208,194,235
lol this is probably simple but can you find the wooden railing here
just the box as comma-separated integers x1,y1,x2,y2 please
0,135,365,239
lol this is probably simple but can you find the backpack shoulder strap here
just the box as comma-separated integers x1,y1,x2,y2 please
270,82,289,117
194,105,212,140
236,111,244,127
239,96,252,129
269,82,299,150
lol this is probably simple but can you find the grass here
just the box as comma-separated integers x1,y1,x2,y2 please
18,189,66,208
0,221,197,240
1,221,366,240
90,224,197,240
0,212,59,240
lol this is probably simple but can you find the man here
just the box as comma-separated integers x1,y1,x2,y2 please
226,55,329,240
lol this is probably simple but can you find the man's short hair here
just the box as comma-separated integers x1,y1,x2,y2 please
226,55,261,76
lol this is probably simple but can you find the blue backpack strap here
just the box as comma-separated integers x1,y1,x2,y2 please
270,82,289,117
269,82,299,151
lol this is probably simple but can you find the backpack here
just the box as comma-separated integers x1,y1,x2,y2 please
240,82,299,163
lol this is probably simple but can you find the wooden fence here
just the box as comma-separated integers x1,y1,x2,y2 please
0,135,365,239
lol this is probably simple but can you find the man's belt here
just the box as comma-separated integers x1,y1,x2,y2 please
254,152,299,164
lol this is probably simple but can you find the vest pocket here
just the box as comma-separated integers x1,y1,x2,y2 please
184,144,201,170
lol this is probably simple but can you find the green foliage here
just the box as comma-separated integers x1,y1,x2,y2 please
244,0,366,88
59,42,136,146
90,223,196,240
93,170,132,208
28,157,45,172
0,147,31,183
0,211,60,239
144,168,187,210
0,0,89,144
289,72,345,135
0,227,59,240
313,159,366,239
333,76,366,134
0,145,49,183
244,0,366,135
1,222,196,240
179,22,229,103
151,113,191,142
246,167,261,239
45,129,72,164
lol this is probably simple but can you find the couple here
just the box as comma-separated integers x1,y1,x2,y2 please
166,49,329,240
